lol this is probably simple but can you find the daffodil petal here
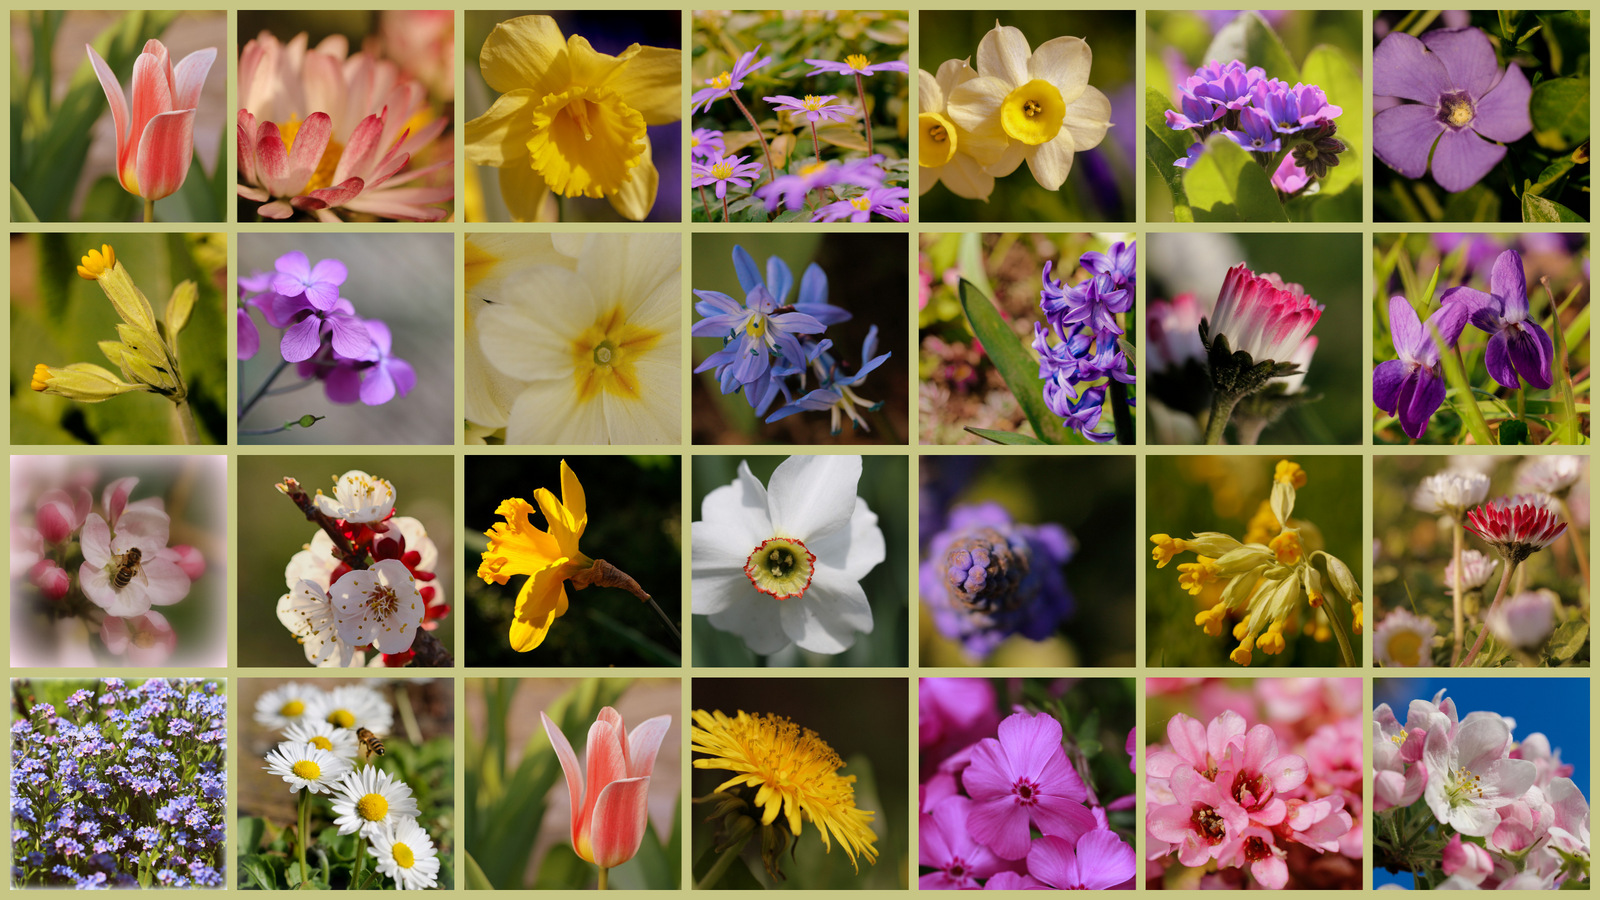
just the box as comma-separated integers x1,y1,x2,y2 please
509,565,571,651
945,76,1012,166
559,460,587,529
465,88,541,167
495,155,558,222
933,153,996,201
1026,127,1076,191
1028,37,1092,107
1061,85,1112,151
603,45,683,125
565,34,632,88
480,15,571,96
976,22,1032,86
983,141,1027,178
606,137,657,221
917,68,944,112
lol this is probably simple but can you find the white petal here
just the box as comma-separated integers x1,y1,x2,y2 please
81,513,112,566
766,455,861,542
1061,85,1112,151
503,381,597,444
138,557,191,606
1028,37,1092,105
930,154,996,201
578,234,681,324
691,566,755,616
1025,128,1076,191
975,22,1032,86
113,507,171,557
780,563,873,654
945,77,1012,166
707,590,791,655
918,68,944,113
478,280,591,383
601,355,680,444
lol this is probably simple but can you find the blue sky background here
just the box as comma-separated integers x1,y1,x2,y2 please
1374,677,1590,888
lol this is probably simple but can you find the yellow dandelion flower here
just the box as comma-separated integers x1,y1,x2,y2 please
691,709,878,870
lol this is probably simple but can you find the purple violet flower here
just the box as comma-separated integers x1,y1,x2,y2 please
1440,248,1554,390
1374,294,1470,439
1372,27,1532,193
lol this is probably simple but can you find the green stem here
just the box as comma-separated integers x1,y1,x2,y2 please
1556,496,1589,592
172,397,200,444
597,867,608,891
730,92,777,184
1110,379,1135,445
808,120,822,163
1203,389,1242,445
240,358,290,422
1450,523,1464,664
296,787,312,887
1324,593,1357,668
143,198,154,223
1460,559,1517,666
351,837,364,890
645,595,682,641
694,835,752,889
853,71,874,156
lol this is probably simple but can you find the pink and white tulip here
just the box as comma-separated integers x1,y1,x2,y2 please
87,39,217,202
1207,264,1324,363
540,707,671,870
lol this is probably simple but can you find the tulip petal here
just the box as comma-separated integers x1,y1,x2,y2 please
540,712,586,839
171,47,216,111
587,776,651,868
626,715,671,778
128,49,175,182
578,716,629,859
134,109,196,201
86,45,131,163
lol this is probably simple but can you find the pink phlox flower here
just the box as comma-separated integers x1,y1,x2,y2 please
691,44,772,113
919,678,1000,778
983,871,1045,889
78,509,191,618
961,711,1096,860
1214,723,1308,826
1025,830,1137,890
918,796,1022,889
1422,713,1538,837
1217,823,1288,889
36,487,93,544
1147,766,1248,867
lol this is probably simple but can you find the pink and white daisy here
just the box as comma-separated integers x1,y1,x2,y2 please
1464,495,1569,563
1206,263,1324,363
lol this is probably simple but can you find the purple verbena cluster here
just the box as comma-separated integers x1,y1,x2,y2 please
11,679,227,889
919,502,1076,659
1034,241,1137,443
237,252,416,406
1166,60,1346,195
692,244,893,435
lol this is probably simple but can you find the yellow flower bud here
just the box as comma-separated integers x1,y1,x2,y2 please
1258,622,1287,655
76,244,115,279
1149,534,1188,568
166,280,198,336
1274,460,1307,487
1178,556,1220,595
1194,603,1226,637
1230,638,1254,666
1270,530,1304,565
1352,601,1364,634
30,362,146,402
86,255,158,334
1232,616,1251,641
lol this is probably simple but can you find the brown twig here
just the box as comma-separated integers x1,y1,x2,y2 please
409,628,454,667
275,477,366,569
571,559,681,641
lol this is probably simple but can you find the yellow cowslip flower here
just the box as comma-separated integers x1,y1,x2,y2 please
1194,603,1227,636
1269,530,1304,565
477,459,592,651
76,244,115,279
30,362,146,401
1257,621,1287,655
1274,459,1307,487
1177,556,1219,595
1149,534,1187,567
465,15,681,222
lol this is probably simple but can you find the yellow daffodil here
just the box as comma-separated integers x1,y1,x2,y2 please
478,460,592,651
917,59,994,201
465,15,681,221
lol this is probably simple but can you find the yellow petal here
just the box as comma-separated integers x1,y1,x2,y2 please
558,460,587,528
479,497,563,583
479,15,571,96
496,157,558,222
534,487,584,557
606,136,657,221
603,45,683,125
526,85,647,198
509,565,572,651
565,34,631,88
465,88,541,167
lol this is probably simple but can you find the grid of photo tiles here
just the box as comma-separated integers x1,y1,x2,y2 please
5,4,1591,895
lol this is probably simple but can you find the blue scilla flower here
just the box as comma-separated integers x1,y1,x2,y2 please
766,327,893,433
729,244,852,326
692,274,827,387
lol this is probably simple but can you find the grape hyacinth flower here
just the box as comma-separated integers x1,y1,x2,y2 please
919,501,1075,660
1440,249,1553,390
1200,264,1324,444
1372,27,1532,193
1373,295,1471,439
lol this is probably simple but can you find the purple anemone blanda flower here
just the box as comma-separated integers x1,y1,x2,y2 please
754,155,885,212
805,54,909,77
811,186,908,223
763,93,856,125
690,44,772,114
1441,249,1554,390
1373,27,1532,193
1374,294,1470,439
961,711,1097,860
691,153,764,200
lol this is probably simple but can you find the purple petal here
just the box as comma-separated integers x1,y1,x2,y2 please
1374,104,1443,179
1471,63,1532,142
1388,295,1424,357
1374,359,1408,414
1025,835,1080,888
1488,250,1528,318
274,250,311,283
386,357,417,398
1430,127,1505,193
767,311,826,334
323,365,364,403
268,292,313,328
362,318,394,356
1420,27,1499,98
1443,285,1501,332
279,315,323,363
1482,330,1519,389
966,798,1030,860
1373,32,1455,102
732,246,763,294
309,257,347,289
237,308,260,360
326,314,372,359
1426,298,1472,351
1505,322,1555,390
359,365,397,406
304,280,340,312
1399,366,1447,440
1070,830,1137,890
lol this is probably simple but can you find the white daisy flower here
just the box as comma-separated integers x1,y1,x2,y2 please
314,470,396,523
254,681,324,730
691,455,885,656
277,580,359,667
1374,608,1437,668
330,559,425,655
369,818,441,890
331,767,421,838
1515,455,1584,495
264,741,353,794
1413,471,1490,520
282,718,361,760
306,684,394,734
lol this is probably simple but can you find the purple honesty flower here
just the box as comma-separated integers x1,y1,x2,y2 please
764,93,856,125
271,290,371,364
1025,831,1137,890
919,501,1076,659
919,796,1019,889
961,711,1097,860
1374,294,1470,439
1373,27,1532,193
805,54,909,77
1225,106,1282,153
691,153,763,200
1441,248,1553,390
351,319,417,406
237,308,260,360
690,44,772,113
811,185,908,222
271,251,347,311
690,128,724,162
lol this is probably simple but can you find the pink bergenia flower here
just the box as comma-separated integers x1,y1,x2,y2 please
101,610,177,666
1214,720,1309,825
1206,263,1324,363
78,508,191,617
87,39,218,203
962,711,1096,860
1421,712,1537,836
1148,765,1249,866
918,796,1020,889
1217,823,1288,888
1025,830,1136,890
541,706,671,868
36,487,93,544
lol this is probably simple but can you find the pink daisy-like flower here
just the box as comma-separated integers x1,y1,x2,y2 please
691,153,763,200
764,93,856,125
236,31,453,222
961,711,1096,860
691,44,772,113
805,53,910,78
1206,263,1324,363
1464,494,1568,562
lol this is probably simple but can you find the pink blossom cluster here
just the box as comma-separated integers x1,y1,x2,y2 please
1374,690,1589,889
1145,678,1362,889
918,678,1136,889
12,471,206,666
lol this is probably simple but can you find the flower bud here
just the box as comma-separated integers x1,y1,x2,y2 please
169,545,207,581
29,560,71,600
166,280,197,336
30,363,147,402
83,252,158,334
1322,553,1360,603
113,323,183,393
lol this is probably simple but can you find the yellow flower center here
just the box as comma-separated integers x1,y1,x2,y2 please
919,113,957,167
850,195,873,212
745,316,767,339
76,244,116,280
846,53,870,71
392,842,416,869
711,160,736,179
1386,630,1424,667
364,583,401,619
280,699,306,717
1269,531,1303,565
278,116,345,194
710,71,733,90
1440,93,1475,128
745,537,816,599
800,161,829,177
328,709,356,728
311,736,334,751
357,792,389,821
292,760,321,780
528,85,646,198
802,95,828,111
569,305,664,403
1000,79,1065,146
30,364,52,392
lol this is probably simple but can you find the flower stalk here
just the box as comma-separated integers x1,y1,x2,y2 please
729,93,777,184
1459,560,1517,667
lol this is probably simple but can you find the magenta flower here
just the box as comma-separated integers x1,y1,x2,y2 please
1441,249,1553,390
1025,831,1136,890
1213,722,1309,826
918,796,1019,889
982,871,1044,889
961,711,1096,860
272,251,347,311
352,319,417,406
764,93,856,125
238,308,261,360
811,186,908,223
1147,766,1249,867
804,54,909,77
1464,495,1568,563
1373,294,1470,439
1207,263,1324,363
754,156,885,212
269,289,371,364
1372,27,1532,193
919,678,1000,777
691,153,763,200
691,44,772,113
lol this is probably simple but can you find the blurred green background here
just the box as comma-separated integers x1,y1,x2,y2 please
11,232,227,444
919,456,1135,667
1145,454,1362,667
236,455,454,667
237,234,455,445
463,455,681,667
692,233,909,444
692,454,907,667
919,10,1136,223
692,676,908,890
1146,231,1365,444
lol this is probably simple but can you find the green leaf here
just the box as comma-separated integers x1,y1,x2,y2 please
1205,11,1299,82
463,853,495,891
1299,45,1363,198
531,844,589,889
957,279,1071,444
1498,419,1529,444
1530,76,1590,151
238,816,267,853
1145,89,1196,222
238,856,279,890
10,182,38,221
1523,192,1587,223
1184,135,1287,221
964,425,1046,444
1433,332,1495,446
1546,620,1588,661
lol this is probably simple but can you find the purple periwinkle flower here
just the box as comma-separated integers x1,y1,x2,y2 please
1374,294,1470,439
1441,248,1554,390
1373,27,1532,193
961,711,1097,860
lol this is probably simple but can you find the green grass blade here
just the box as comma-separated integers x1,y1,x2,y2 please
963,425,1045,444
957,279,1072,444
1435,331,1495,446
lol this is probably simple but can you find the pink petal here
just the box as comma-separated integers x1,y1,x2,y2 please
258,200,295,219
334,112,387,184
171,47,216,111
135,109,196,201
580,718,629,854
626,715,672,778
540,713,586,847
127,49,175,182
253,121,295,198
137,557,191,606
586,776,652,868
303,177,365,209
237,109,259,187
85,45,131,164
80,513,112,566
286,112,333,192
